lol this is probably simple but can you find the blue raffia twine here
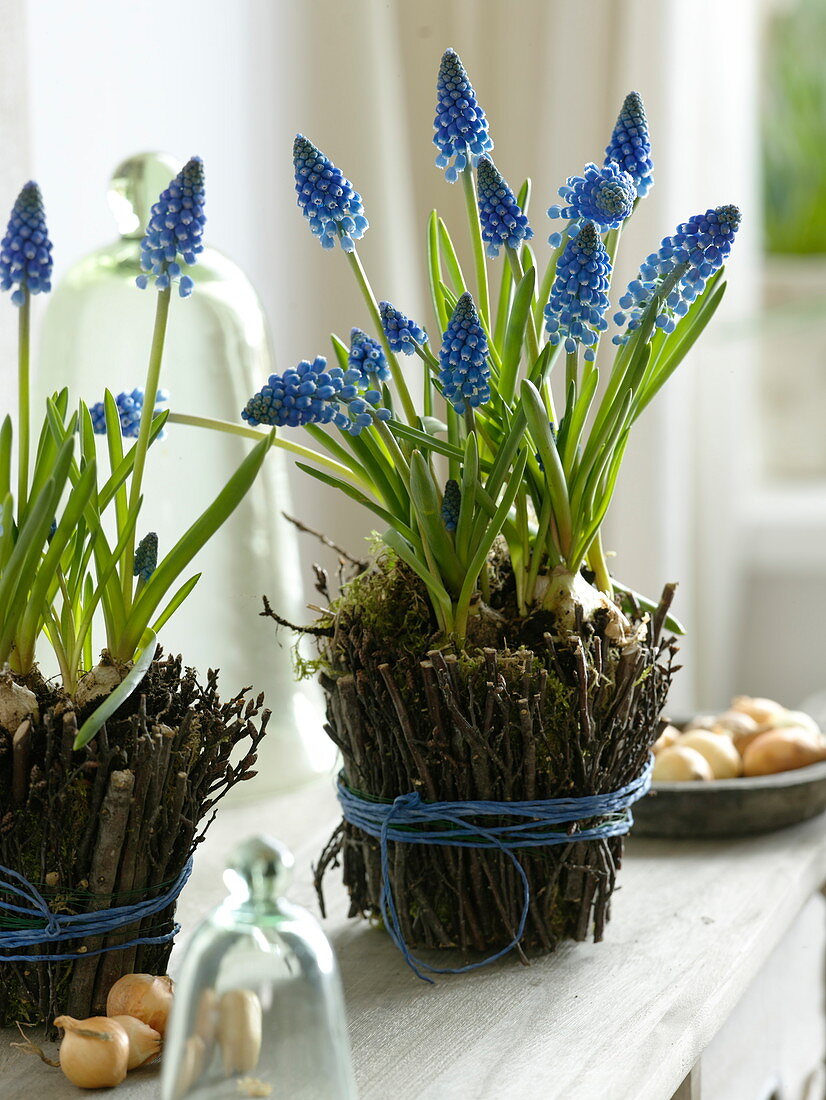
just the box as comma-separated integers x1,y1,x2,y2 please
0,857,193,962
337,758,653,983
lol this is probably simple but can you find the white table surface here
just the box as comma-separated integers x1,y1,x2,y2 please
2,775,826,1100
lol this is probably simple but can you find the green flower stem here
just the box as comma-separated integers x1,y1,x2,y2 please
346,249,417,425
414,344,437,417
525,486,556,606
506,246,541,367
460,164,490,330
565,350,578,405
587,529,613,595
166,412,374,494
372,416,411,489
535,230,567,329
16,293,30,517
123,286,171,599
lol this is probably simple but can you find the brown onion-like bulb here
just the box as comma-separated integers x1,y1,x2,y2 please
54,1015,129,1089
106,973,174,1036
109,1014,162,1070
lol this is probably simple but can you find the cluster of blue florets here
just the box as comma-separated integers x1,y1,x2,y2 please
133,532,158,582
242,356,390,436
90,389,169,439
604,91,654,199
0,182,53,306
441,479,461,532
544,223,612,360
439,293,490,413
548,162,636,247
476,157,533,258
380,301,428,355
433,48,494,182
348,328,390,383
293,135,368,252
136,156,205,297
614,205,741,342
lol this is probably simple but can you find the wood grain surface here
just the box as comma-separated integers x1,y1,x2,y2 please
1,777,825,1100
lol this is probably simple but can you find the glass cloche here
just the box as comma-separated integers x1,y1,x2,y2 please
162,835,357,1099
36,152,333,790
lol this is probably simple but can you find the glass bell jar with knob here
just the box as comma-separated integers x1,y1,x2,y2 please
162,835,357,1100
36,152,334,791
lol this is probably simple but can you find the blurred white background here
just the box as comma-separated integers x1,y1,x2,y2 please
0,0,823,719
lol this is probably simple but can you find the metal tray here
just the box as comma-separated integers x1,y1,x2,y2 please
632,758,826,838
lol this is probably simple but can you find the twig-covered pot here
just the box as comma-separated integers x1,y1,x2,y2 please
0,654,268,1028
315,563,676,959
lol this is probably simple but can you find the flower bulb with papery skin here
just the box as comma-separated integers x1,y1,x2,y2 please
54,1015,130,1089
109,1014,162,1069
679,730,742,779
106,973,173,1036
652,745,713,782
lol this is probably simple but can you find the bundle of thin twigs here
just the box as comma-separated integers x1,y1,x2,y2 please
0,652,269,1027
312,561,677,961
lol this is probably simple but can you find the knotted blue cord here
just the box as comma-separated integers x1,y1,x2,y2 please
337,759,652,982
0,857,193,962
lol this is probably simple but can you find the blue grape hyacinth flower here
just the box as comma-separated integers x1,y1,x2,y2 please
441,479,461,532
133,532,158,583
544,222,612,361
433,48,494,182
90,389,169,439
439,293,490,413
348,328,390,383
476,156,533,258
605,91,654,199
547,162,636,247
380,301,428,355
293,135,368,252
242,356,390,436
136,156,205,297
0,182,53,306
614,205,741,343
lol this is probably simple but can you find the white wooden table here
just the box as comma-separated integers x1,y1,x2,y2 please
1,777,825,1100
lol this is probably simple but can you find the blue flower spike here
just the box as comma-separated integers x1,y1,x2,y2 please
348,328,390,383
544,222,612,361
441,479,461,532
90,389,169,439
136,156,206,297
476,157,533,258
133,532,158,583
438,293,491,413
380,301,428,355
605,91,654,199
433,48,493,182
293,134,368,252
547,162,636,247
614,205,741,343
0,182,53,307
242,356,390,437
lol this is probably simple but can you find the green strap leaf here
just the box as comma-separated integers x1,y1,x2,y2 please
294,461,419,545
409,451,464,595
151,573,202,635
427,210,449,332
520,379,572,549
499,266,537,404
73,631,159,750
